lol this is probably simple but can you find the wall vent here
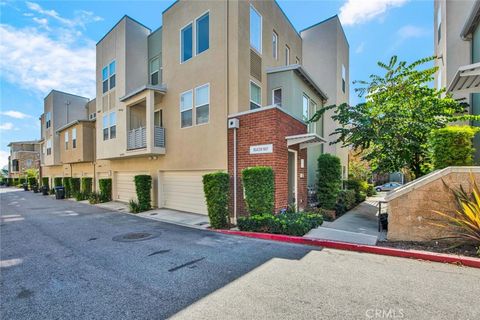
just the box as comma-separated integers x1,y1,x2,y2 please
250,49,262,81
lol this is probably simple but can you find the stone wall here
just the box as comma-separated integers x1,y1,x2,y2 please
387,167,480,241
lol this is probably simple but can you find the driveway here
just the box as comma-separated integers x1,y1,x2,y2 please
2,188,480,320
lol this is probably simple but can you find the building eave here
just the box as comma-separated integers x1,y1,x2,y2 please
460,0,480,40
119,84,167,102
56,120,94,133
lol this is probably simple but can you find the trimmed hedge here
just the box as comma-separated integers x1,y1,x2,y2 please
63,177,72,198
81,177,93,195
42,177,49,188
7,178,13,186
134,175,152,211
28,177,37,188
203,172,230,229
238,212,323,236
345,179,369,203
242,166,274,215
54,177,63,187
429,125,480,169
99,178,112,203
335,190,357,216
71,178,81,196
317,154,342,210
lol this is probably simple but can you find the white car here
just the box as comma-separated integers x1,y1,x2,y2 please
375,182,402,192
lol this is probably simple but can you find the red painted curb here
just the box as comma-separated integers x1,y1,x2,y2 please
214,229,480,269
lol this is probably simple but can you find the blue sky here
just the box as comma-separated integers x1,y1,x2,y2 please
0,0,433,168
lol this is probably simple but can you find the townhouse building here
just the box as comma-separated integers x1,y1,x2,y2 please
39,0,349,221
434,0,480,158
7,140,41,178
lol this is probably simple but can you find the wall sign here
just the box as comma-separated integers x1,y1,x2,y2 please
250,144,273,154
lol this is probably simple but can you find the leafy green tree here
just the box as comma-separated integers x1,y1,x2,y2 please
310,56,477,178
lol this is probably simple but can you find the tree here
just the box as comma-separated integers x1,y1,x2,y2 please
310,56,477,178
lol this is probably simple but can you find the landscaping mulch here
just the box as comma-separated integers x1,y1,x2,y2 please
377,241,479,258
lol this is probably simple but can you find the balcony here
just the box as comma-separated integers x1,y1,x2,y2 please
127,126,165,150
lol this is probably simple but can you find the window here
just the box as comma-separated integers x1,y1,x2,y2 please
285,45,290,65
46,139,52,155
154,110,163,127
250,81,261,110
180,90,193,127
296,57,300,65
45,112,51,128
102,115,109,140
150,57,160,85
272,31,278,60
302,94,309,121
109,61,116,90
181,23,193,63
109,112,116,139
72,128,77,149
102,66,108,94
272,88,282,107
342,64,346,93
195,84,210,125
437,7,441,43
89,112,96,120
250,5,262,53
65,131,69,150
309,100,317,133
26,159,32,168
196,13,209,55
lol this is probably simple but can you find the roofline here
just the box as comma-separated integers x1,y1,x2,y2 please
148,25,163,38
56,120,94,133
228,105,306,127
119,84,167,102
266,64,328,101
96,15,151,46
44,89,90,101
162,0,179,15
300,14,350,47
273,0,302,39
460,0,480,40
7,140,41,147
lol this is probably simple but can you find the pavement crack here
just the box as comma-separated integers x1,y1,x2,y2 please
88,237,98,241
148,249,170,256
168,257,205,272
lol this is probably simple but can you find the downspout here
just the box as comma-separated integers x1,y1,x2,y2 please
233,126,237,224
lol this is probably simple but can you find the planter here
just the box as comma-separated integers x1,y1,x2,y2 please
23,183,29,191
41,186,49,195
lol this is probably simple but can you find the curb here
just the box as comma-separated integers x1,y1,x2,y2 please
214,229,480,269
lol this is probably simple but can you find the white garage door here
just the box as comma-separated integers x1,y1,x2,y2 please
114,172,147,203
160,171,210,215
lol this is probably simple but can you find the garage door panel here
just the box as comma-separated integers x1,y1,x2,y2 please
115,172,147,203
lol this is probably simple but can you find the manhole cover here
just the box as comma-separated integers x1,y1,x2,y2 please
112,232,158,242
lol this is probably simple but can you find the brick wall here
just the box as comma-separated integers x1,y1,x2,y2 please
228,107,308,218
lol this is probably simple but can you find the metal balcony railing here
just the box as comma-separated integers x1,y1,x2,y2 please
154,126,165,148
127,126,165,150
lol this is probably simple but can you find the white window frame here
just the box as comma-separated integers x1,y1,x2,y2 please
285,45,290,65
272,87,282,107
272,31,278,60
195,11,210,56
296,57,300,65
342,64,346,93
180,21,194,63
45,112,51,128
180,89,193,128
250,4,262,54
194,83,210,125
302,94,310,121
109,111,116,139
309,99,317,133
46,139,52,155
150,56,160,85
102,114,109,140
72,128,77,149
250,80,262,110
65,131,69,150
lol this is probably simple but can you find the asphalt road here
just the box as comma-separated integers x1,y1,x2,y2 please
1,187,479,320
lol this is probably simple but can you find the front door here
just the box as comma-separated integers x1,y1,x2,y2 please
287,150,297,207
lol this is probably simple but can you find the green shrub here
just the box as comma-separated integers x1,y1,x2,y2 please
134,175,152,211
203,172,230,229
7,178,13,186
99,178,112,203
19,177,26,185
317,154,342,210
335,189,357,216
429,125,480,169
242,166,274,215
238,212,323,236
42,177,49,189
88,192,101,204
28,177,37,188
129,200,141,213
63,177,72,198
366,184,376,196
80,177,93,195
54,177,63,187
70,178,80,197
75,192,88,201
345,179,369,203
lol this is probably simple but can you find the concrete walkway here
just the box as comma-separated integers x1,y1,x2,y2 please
305,193,385,245
96,201,210,229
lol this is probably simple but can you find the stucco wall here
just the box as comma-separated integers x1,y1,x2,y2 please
387,168,480,241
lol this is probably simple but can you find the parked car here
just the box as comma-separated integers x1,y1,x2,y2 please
375,182,402,192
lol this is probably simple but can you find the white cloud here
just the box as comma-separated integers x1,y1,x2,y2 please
0,23,96,98
0,150,9,169
339,0,408,26
0,122,14,130
355,42,365,54
0,110,32,119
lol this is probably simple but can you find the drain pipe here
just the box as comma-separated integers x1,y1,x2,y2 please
233,126,237,224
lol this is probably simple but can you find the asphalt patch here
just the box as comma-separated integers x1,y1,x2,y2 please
148,249,170,256
168,257,205,272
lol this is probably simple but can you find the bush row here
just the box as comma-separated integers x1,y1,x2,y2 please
238,212,323,236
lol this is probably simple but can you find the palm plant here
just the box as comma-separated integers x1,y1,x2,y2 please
432,175,480,255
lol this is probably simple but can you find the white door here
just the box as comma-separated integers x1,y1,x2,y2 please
159,171,210,215
114,172,146,203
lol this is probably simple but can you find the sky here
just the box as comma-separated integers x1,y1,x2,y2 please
0,0,434,168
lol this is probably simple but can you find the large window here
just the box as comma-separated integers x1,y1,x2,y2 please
272,31,278,60
250,5,262,53
45,112,51,128
181,23,193,63
65,131,69,150
250,81,261,110
180,90,193,128
196,13,209,55
302,94,309,121
342,64,346,93
150,57,160,85
46,139,52,155
109,112,116,139
285,45,290,65
102,60,116,93
72,128,77,149
102,115,109,140
102,66,108,93
195,84,210,125
272,88,282,107
109,61,116,90
154,110,163,127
